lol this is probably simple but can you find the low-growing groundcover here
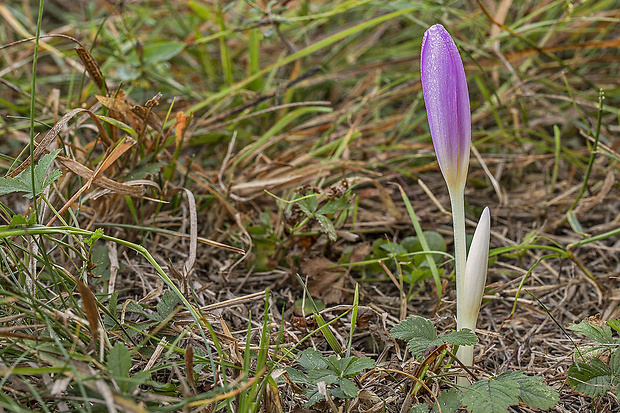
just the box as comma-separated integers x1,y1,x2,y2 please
0,0,619,412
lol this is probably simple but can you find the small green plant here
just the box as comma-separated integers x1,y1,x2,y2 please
253,183,355,270
289,184,354,242
409,370,559,413
566,317,620,398
247,209,281,271
286,348,374,407
390,317,559,412
390,316,477,359
364,233,446,285
107,342,151,393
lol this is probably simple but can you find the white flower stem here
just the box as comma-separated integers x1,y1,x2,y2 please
448,186,473,386
448,186,467,332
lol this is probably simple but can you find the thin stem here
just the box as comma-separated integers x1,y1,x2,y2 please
448,186,471,386
448,187,467,332
29,0,45,217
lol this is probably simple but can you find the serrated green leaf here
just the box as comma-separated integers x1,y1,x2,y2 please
411,404,430,413
390,316,437,342
336,378,359,398
496,371,559,409
298,348,327,371
10,212,37,227
35,150,62,194
306,369,338,385
304,388,324,407
91,245,111,280
607,319,620,334
611,349,620,398
337,356,355,375
0,175,32,197
316,197,351,215
568,319,614,344
390,317,442,359
286,367,310,385
324,354,342,375
8,214,28,227
0,149,62,199
462,377,520,413
610,348,620,375
43,170,62,190
342,357,374,376
107,342,132,392
152,290,180,321
441,329,478,346
406,336,444,360
567,358,612,397
85,228,104,247
404,268,433,285
124,301,150,317
432,388,461,413
316,214,337,241
297,195,318,215
337,357,355,376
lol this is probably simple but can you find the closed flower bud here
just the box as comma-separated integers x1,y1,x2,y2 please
420,24,471,191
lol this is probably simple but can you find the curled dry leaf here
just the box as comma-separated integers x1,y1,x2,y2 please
144,92,162,108
7,108,112,178
56,156,145,197
131,105,163,132
96,94,145,134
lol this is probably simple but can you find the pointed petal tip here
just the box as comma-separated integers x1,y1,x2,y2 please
481,206,490,221
475,207,491,236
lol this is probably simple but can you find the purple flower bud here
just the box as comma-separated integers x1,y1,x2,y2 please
421,24,471,190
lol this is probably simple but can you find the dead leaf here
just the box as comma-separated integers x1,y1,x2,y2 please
349,242,372,263
7,108,112,177
56,155,145,197
356,307,374,329
174,111,190,148
132,105,163,132
75,47,108,95
96,94,144,133
301,257,344,304
185,345,197,395
76,279,99,347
